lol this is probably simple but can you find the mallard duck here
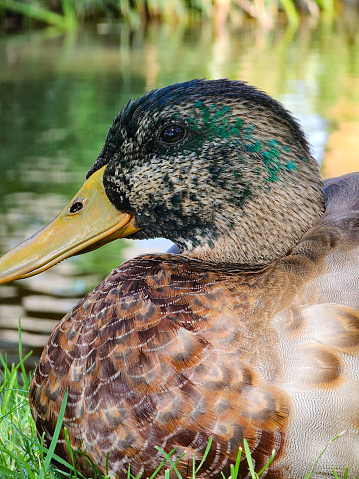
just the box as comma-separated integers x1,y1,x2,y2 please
0,79,358,478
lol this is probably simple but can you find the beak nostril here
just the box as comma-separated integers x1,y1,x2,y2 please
69,201,84,214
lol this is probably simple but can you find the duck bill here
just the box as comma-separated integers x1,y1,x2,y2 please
0,166,139,284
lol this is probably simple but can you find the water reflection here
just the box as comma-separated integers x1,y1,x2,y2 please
0,19,358,368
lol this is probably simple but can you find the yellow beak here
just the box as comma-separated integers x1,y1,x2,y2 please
0,166,139,283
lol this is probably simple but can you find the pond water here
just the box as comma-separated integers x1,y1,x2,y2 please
0,17,359,369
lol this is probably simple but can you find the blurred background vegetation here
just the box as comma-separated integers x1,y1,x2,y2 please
0,0,349,32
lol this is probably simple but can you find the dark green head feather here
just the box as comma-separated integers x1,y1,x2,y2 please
87,79,324,267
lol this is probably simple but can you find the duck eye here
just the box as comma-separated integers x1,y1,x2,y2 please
159,125,185,144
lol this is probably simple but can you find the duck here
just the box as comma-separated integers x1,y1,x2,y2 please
0,79,358,479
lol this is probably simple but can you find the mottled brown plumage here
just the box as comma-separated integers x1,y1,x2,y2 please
0,80,359,478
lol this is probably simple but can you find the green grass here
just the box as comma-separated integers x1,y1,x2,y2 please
0,324,352,479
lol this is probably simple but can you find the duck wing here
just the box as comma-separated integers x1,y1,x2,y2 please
29,253,288,478
272,172,359,477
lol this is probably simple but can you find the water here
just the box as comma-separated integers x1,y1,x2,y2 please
0,18,359,368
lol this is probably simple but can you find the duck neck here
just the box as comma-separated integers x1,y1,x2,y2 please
183,181,325,268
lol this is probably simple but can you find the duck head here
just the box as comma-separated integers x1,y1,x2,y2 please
0,79,325,281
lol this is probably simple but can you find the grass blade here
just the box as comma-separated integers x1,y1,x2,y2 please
155,446,185,479
194,436,212,474
230,445,242,479
243,439,256,478
305,431,346,479
256,448,276,476
40,389,68,478
148,447,178,479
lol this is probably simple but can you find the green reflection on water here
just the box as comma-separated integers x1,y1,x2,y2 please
0,19,359,362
